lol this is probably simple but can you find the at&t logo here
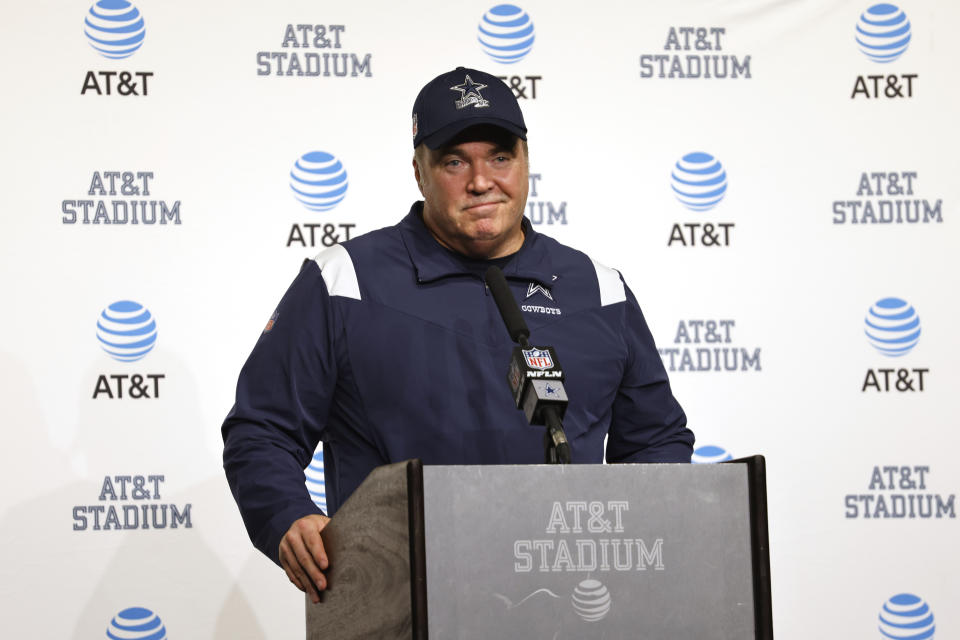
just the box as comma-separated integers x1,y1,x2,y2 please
640,26,752,79
671,152,727,211
74,474,192,531
256,23,372,77
290,151,348,212
856,4,911,62
878,593,935,639
832,171,942,225
479,5,534,63
93,300,165,399
659,319,761,372
513,500,663,573
844,464,954,519
106,607,166,639
526,172,566,225
62,170,182,226
479,5,542,100
692,445,733,463
865,297,920,356
862,297,928,392
81,0,153,96
667,152,734,247
851,4,917,99
506,500,661,625
305,446,327,513
96,300,156,362
572,579,611,622
287,150,356,248
84,0,145,58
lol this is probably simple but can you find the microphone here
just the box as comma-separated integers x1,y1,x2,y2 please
485,266,571,464
485,265,530,346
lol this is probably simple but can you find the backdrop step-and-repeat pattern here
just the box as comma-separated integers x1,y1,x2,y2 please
1,1,958,637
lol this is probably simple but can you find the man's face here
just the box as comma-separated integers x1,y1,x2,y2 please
414,126,529,260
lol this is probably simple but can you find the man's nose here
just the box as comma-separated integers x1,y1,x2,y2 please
467,163,495,193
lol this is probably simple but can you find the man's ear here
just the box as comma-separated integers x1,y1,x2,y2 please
412,157,424,195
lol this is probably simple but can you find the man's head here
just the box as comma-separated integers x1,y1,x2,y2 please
411,67,529,260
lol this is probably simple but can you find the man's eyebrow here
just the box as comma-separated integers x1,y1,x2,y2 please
434,147,465,158
486,141,519,155
433,140,517,156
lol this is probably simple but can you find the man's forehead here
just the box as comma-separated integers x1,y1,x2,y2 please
434,125,521,153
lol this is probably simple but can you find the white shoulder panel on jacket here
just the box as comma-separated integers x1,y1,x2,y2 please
591,258,626,307
314,244,361,300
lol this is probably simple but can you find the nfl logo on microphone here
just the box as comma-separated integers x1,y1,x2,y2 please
523,348,554,370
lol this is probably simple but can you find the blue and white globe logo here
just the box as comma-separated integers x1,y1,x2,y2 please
96,300,157,363
878,593,935,639
106,607,166,640
692,445,733,464
305,447,327,513
478,5,535,64
670,152,728,212
856,4,911,63
572,579,611,622
290,151,349,212
84,0,146,60
864,297,921,357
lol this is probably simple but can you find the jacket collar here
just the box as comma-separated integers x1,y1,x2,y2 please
398,202,556,286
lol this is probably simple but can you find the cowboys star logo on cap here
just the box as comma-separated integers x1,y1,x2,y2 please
451,74,490,110
526,282,554,301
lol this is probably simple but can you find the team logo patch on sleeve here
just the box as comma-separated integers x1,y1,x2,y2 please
523,348,554,370
262,310,279,334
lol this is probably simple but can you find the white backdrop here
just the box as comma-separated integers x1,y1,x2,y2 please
1,0,958,637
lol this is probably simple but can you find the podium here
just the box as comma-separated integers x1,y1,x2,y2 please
307,457,772,639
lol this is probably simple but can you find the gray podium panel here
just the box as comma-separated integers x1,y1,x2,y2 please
306,462,414,639
423,464,755,639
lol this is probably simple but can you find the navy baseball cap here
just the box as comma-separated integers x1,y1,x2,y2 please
412,66,527,149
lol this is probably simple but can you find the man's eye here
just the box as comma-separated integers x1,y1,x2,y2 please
446,159,462,167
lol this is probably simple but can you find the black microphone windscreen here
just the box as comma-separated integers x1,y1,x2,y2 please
485,266,530,344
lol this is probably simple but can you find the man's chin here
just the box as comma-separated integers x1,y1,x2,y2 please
464,220,502,240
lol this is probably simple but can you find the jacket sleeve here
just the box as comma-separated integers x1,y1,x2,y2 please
605,280,694,463
221,260,337,566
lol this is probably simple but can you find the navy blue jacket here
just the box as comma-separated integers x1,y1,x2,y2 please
222,204,693,565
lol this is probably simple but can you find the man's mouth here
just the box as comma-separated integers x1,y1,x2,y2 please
464,200,504,212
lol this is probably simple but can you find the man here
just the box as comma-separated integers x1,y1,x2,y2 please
222,67,694,604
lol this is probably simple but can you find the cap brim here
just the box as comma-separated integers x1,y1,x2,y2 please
420,118,527,149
